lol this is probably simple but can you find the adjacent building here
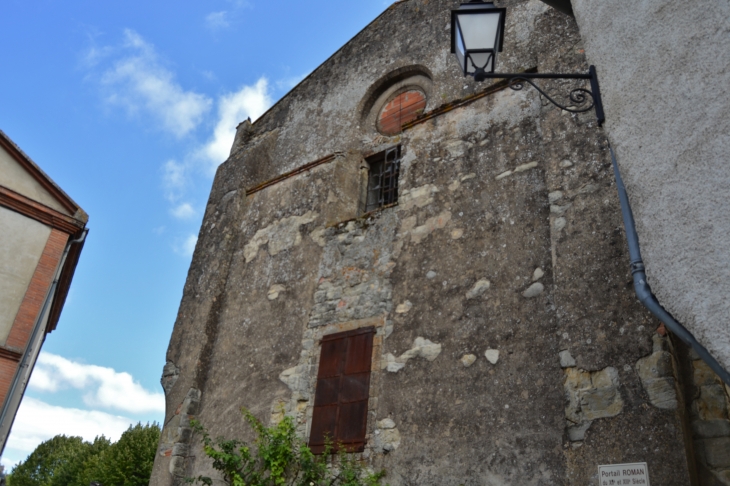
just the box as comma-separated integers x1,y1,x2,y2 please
151,0,730,484
0,130,88,454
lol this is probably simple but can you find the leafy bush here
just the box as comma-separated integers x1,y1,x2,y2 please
188,409,386,486
7,423,159,486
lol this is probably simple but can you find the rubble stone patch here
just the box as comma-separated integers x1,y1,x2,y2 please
564,366,623,441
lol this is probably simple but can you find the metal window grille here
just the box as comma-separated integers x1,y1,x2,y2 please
365,146,400,213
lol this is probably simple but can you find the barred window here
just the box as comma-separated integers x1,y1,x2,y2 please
365,146,400,213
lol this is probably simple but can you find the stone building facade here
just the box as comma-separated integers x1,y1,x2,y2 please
150,1,730,484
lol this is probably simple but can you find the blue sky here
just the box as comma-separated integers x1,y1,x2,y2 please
0,0,388,469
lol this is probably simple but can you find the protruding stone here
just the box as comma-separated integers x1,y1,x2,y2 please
514,161,538,173
395,300,413,314
559,160,573,168
466,279,491,299
560,350,576,368
451,228,464,239
426,270,437,279
553,217,567,232
485,349,499,364
548,191,563,203
567,421,592,442
522,282,544,298
377,418,396,429
636,348,678,410
532,268,544,281
460,354,477,367
267,284,286,300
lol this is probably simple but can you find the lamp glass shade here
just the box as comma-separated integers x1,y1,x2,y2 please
451,2,506,76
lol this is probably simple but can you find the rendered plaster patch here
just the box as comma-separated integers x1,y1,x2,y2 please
409,211,452,244
398,184,439,212
243,211,318,262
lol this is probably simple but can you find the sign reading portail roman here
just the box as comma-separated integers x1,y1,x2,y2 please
597,463,650,485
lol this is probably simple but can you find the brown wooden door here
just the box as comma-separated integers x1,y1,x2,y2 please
309,327,374,453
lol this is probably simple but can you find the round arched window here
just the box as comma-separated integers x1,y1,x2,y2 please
377,89,426,135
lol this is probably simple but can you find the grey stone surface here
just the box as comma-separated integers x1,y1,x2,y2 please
572,0,730,373
150,1,697,485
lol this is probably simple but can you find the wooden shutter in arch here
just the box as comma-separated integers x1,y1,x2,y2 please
309,327,375,454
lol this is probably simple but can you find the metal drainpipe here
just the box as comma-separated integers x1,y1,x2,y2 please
0,229,88,455
610,147,730,386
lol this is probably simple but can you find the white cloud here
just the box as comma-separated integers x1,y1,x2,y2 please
101,29,212,138
205,11,230,31
29,353,164,414
174,234,198,257
4,397,134,455
171,202,196,219
162,159,187,203
199,78,272,173
182,234,198,256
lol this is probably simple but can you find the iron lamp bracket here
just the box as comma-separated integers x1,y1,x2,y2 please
472,65,605,126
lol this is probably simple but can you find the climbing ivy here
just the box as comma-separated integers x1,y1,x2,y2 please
188,409,386,486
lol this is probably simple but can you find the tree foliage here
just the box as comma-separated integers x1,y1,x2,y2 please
7,423,159,486
188,409,386,486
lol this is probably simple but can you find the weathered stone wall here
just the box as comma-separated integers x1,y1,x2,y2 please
151,1,705,484
570,0,730,374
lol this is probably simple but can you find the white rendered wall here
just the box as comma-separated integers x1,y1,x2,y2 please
0,207,51,345
571,0,730,370
0,145,70,215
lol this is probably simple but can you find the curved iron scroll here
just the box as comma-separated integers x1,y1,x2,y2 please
506,77,596,113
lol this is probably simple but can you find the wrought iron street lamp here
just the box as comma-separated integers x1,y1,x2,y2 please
451,0,605,125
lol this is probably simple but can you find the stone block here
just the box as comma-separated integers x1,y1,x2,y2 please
695,359,720,386
693,420,730,439
705,437,730,469
695,385,729,421
567,421,592,442
581,386,623,420
169,456,186,476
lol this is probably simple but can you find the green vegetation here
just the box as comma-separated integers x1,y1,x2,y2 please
189,409,386,486
7,423,160,486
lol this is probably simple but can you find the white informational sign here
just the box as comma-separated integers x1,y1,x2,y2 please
597,463,650,485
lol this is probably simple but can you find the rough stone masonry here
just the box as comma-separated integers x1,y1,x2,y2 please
150,1,730,485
